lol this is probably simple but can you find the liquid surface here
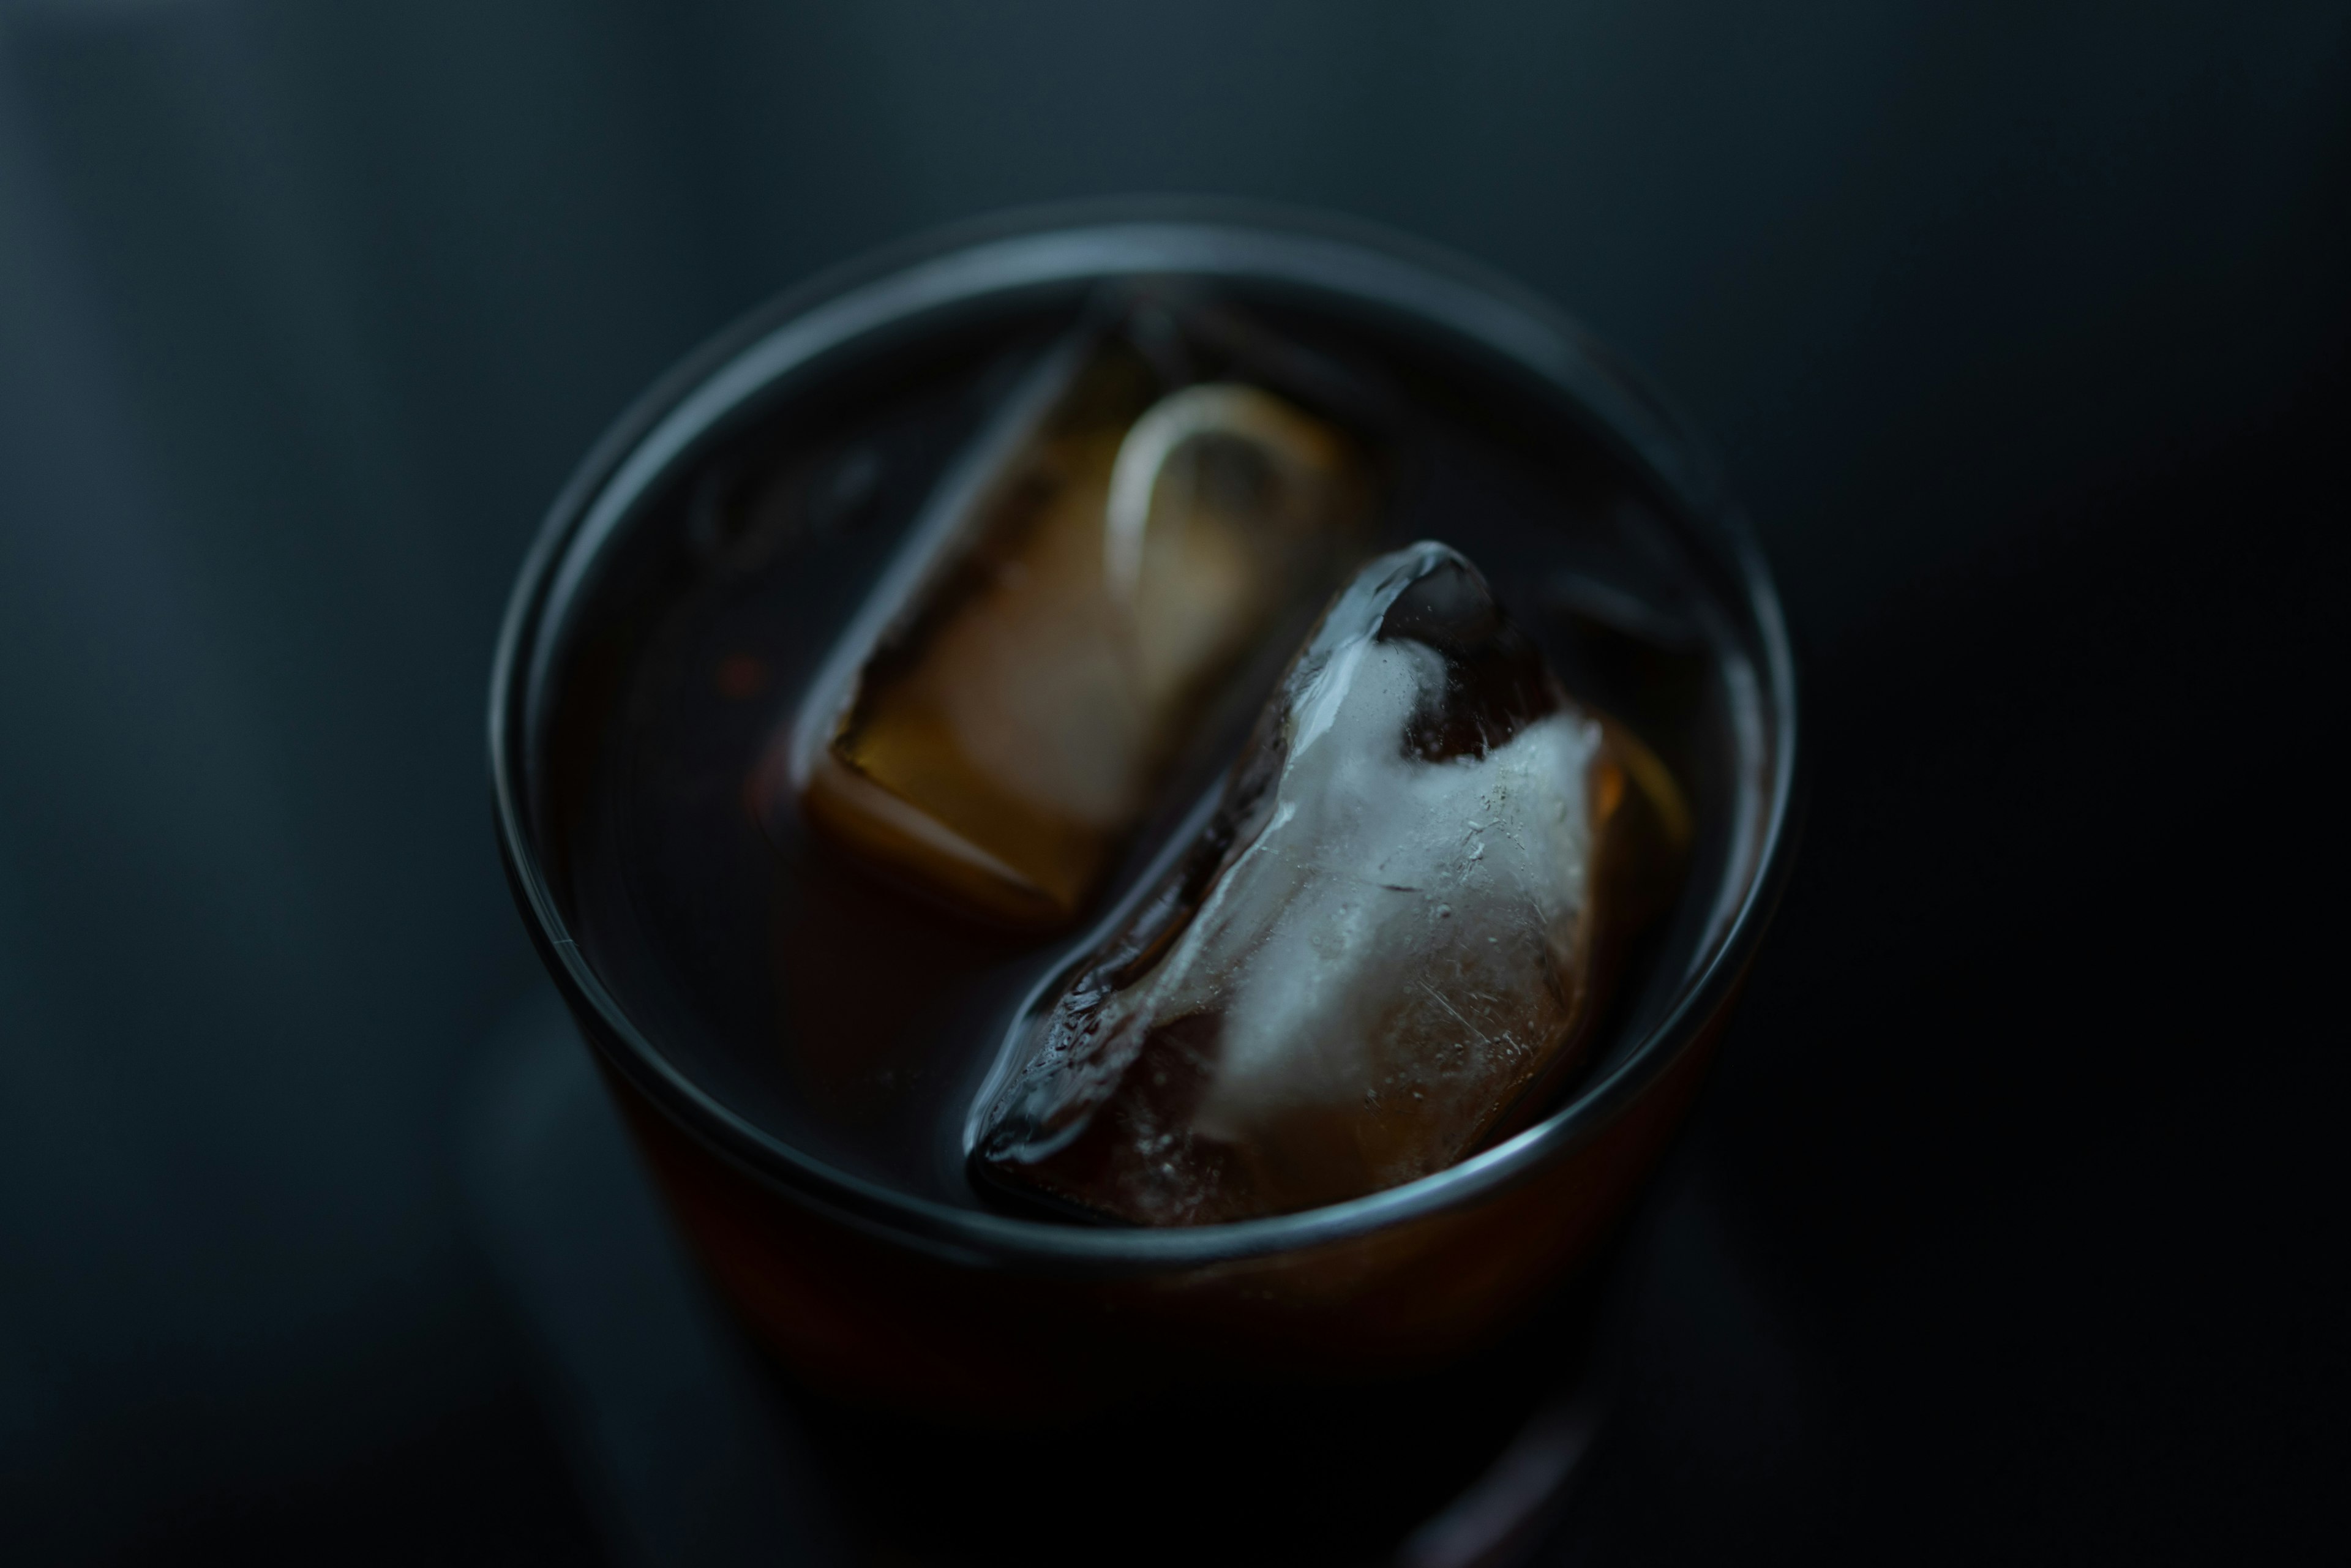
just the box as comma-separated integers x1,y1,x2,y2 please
541,289,1742,1215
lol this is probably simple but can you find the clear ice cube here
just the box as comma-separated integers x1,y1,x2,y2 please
795,334,1371,929
973,542,1688,1224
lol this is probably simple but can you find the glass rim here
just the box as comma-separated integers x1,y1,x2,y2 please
488,197,1802,1276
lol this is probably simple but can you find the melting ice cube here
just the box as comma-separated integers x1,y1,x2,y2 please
793,332,1371,929
973,542,1688,1224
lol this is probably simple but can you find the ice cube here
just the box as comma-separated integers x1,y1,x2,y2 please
973,542,1688,1225
796,337,1370,930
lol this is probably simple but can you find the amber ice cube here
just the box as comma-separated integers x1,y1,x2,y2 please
794,337,1371,929
973,542,1689,1225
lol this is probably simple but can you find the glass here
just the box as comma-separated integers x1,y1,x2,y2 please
489,204,1799,1428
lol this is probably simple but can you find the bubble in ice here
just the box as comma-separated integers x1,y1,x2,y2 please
973,542,1687,1225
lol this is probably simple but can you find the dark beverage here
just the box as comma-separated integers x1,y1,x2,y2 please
493,210,1796,1488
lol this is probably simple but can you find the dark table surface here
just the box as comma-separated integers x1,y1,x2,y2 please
2,4,2346,1562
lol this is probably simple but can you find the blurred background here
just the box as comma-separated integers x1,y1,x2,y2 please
2,2,2345,1562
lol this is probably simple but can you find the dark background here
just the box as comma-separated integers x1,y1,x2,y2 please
2,2,2345,1562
